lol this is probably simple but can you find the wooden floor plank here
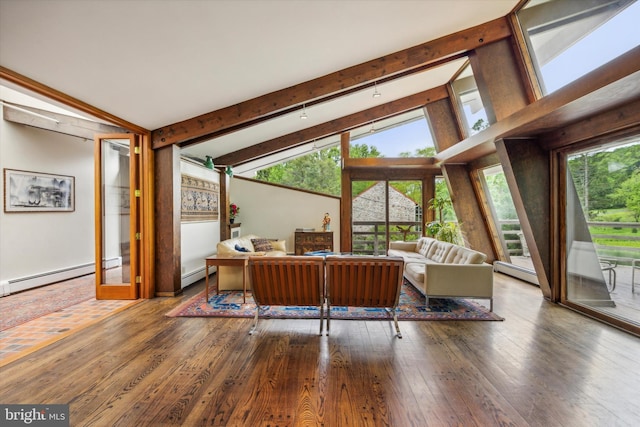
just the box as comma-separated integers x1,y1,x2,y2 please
2,273,640,426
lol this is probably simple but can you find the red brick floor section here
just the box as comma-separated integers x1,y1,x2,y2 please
0,298,139,367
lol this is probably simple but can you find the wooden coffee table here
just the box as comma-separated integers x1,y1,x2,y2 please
204,255,250,303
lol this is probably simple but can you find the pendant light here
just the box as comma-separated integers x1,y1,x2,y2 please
372,81,381,98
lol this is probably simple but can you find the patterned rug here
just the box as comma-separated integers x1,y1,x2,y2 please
0,275,95,331
166,281,503,321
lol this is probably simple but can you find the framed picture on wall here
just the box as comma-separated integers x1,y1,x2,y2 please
180,173,219,221
3,168,75,212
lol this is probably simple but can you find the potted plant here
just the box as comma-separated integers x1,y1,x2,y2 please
426,196,462,244
229,203,240,223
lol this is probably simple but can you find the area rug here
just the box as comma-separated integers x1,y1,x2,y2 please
166,281,503,321
0,275,95,331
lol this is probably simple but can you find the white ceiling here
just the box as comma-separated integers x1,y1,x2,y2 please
0,0,519,175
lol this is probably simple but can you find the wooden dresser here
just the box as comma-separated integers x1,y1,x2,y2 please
294,231,333,255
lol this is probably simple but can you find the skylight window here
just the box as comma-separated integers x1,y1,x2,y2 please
518,0,640,95
452,64,489,136
349,110,435,158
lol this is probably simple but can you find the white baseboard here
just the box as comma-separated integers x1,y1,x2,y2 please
3,261,209,295
0,281,10,297
493,261,539,286
104,256,122,270
1,263,95,296
181,266,215,288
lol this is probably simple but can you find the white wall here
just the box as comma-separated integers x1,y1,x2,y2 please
0,92,341,294
231,178,340,252
0,105,95,294
179,160,220,288
178,171,341,287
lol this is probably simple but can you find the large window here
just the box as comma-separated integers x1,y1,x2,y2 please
352,180,422,255
452,63,489,136
565,138,640,327
479,165,537,283
349,110,435,158
481,167,526,260
425,178,462,245
254,143,341,196
518,0,640,95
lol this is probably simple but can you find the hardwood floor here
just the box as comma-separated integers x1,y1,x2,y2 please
2,273,640,426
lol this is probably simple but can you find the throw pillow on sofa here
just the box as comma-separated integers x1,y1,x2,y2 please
235,244,250,252
251,238,273,252
270,240,287,252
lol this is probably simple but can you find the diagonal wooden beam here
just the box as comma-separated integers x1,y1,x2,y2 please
152,17,511,148
175,52,468,150
214,86,448,166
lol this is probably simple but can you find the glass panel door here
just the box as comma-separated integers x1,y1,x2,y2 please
352,180,386,255
351,180,422,255
94,134,139,299
389,180,422,243
565,139,640,327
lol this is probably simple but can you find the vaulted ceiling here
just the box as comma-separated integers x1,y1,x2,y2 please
0,0,520,175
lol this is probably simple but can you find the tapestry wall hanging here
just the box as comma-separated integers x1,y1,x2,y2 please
3,168,75,212
181,174,219,222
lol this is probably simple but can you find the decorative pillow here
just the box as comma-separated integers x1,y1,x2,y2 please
251,238,273,252
270,240,286,252
234,244,249,252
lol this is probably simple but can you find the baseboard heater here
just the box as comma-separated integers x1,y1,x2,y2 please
1,262,95,297
493,261,539,286
181,266,208,289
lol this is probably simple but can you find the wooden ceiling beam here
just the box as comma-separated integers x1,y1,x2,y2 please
434,46,640,165
152,17,512,148
214,86,448,166
345,157,438,168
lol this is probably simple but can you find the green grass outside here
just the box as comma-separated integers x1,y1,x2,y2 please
589,223,640,250
592,238,640,248
590,226,639,236
591,208,637,223
588,209,640,261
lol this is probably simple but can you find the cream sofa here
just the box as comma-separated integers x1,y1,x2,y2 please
387,237,494,311
216,234,287,290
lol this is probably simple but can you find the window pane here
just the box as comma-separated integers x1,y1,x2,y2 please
566,138,640,327
254,145,341,196
352,180,386,255
481,165,535,274
101,138,131,285
518,0,640,95
352,180,423,255
389,180,422,243
452,64,489,136
426,178,462,244
349,110,435,158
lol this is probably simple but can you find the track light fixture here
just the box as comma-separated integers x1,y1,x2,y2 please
300,104,308,119
225,165,234,177
372,81,381,98
369,121,376,133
